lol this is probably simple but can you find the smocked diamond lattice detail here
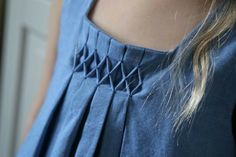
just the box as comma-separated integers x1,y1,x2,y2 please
72,44,143,95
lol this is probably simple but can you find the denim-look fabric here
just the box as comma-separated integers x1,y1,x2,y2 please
16,0,236,156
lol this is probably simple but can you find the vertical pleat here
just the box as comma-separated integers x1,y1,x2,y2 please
94,92,130,157
44,75,98,157
73,84,115,157
16,71,74,157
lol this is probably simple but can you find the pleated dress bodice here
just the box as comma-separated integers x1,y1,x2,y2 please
16,0,236,157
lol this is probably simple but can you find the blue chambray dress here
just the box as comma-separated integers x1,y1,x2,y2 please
16,0,236,156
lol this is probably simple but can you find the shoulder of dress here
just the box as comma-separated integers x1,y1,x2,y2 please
211,25,236,73
216,25,236,58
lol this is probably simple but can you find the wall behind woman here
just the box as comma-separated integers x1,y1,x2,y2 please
0,0,51,157
0,0,6,53
0,0,6,100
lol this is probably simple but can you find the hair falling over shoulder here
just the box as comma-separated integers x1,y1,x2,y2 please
146,0,236,134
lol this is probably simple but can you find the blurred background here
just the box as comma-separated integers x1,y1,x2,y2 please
0,0,51,156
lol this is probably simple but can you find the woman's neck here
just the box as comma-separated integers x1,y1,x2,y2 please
131,0,213,20
89,0,214,51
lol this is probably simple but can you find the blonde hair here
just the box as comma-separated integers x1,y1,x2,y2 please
145,0,236,134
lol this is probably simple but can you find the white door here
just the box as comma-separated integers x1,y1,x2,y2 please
0,0,51,156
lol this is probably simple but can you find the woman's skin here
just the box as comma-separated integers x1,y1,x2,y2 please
23,0,212,139
89,0,212,51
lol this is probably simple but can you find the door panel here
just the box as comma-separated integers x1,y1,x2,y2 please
15,28,47,151
0,0,50,156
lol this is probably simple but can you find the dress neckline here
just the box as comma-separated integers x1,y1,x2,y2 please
82,0,212,55
77,0,218,73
